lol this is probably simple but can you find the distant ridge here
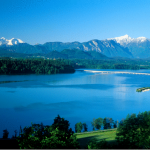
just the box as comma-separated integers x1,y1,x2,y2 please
1,35,150,58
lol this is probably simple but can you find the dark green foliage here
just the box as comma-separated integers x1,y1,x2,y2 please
116,111,150,149
91,118,96,130
17,116,79,149
75,122,83,133
0,58,75,75
91,118,103,130
86,139,112,149
83,123,88,132
3,129,9,139
103,117,114,129
71,58,149,70
113,63,140,69
1,50,150,70
113,120,118,128
103,118,107,129
52,115,74,136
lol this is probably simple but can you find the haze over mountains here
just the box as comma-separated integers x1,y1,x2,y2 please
1,35,150,59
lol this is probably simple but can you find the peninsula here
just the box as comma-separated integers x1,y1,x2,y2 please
136,87,150,92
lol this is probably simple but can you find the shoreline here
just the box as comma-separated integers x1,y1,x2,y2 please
84,70,150,76
136,87,150,92
142,89,150,92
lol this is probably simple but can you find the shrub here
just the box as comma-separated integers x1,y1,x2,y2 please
116,112,150,149
75,122,83,133
17,115,79,149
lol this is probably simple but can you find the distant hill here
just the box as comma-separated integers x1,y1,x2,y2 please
46,49,108,60
46,51,68,59
61,49,92,59
9,43,47,54
0,47,29,58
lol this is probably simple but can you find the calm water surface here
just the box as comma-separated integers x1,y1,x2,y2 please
0,69,150,138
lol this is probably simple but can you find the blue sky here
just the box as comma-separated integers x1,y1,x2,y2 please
1,0,150,45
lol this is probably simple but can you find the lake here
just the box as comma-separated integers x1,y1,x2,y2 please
1,69,150,138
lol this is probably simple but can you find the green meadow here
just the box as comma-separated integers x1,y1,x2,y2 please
76,129,117,149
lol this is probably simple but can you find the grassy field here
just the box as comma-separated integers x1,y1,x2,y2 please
76,129,117,149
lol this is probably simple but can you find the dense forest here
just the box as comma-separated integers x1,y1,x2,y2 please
71,58,150,69
0,57,150,75
0,58,75,75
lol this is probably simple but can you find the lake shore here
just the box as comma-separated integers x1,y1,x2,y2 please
136,87,150,92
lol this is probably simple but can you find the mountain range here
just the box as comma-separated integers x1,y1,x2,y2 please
1,35,150,59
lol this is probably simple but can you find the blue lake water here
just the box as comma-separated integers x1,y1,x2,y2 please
1,69,150,138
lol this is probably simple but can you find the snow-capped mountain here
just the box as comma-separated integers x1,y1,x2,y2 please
0,37,24,46
1,35,150,58
108,34,149,46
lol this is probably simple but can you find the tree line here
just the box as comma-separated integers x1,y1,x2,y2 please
2,115,80,149
2,116,118,140
0,58,75,75
2,111,150,149
87,111,150,149
75,117,118,133
1,58,150,76
71,59,150,70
